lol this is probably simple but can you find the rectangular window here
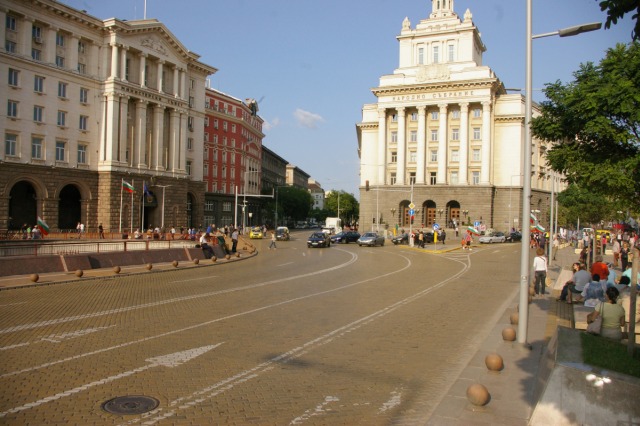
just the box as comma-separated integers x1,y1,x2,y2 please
79,115,88,130
33,106,43,122
31,48,41,60
410,151,417,163
187,137,193,150
409,172,416,184
472,148,481,161
430,150,438,162
56,33,65,47
431,111,439,120
473,127,481,140
451,128,459,140
5,133,17,156
451,149,459,162
448,44,455,62
411,112,418,121
410,130,417,143
452,110,460,119
80,88,88,103
472,171,480,185
430,172,437,185
204,116,209,127
222,202,232,212
186,160,192,175
6,15,16,31
391,114,398,122
433,46,439,63
418,47,424,65
430,130,438,141
32,25,42,39
77,144,87,164
391,151,397,163
8,68,19,86
223,122,228,132
32,137,43,159
391,131,398,143
77,63,86,74
34,76,44,93
78,40,85,53
55,141,65,162
7,100,18,118
57,110,66,127
473,108,481,118
55,56,65,68
214,119,218,129
58,82,67,98
5,40,16,53
390,173,397,185
232,124,236,133
451,171,459,184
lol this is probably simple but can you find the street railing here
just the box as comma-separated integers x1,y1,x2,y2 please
0,239,198,257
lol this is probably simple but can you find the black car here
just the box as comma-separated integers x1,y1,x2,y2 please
506,231,522,243
416,231,435,245
307,232,331,248
392,233,409,245
331,231,361,244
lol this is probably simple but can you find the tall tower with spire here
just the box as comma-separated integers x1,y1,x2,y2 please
431,0,455,18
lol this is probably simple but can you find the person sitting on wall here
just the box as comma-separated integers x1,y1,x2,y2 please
199,232,214,259
134,229,142,239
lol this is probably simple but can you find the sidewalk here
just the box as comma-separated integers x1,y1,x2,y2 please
427,243,640,425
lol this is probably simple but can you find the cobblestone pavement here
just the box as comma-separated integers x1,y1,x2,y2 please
0,238,523,425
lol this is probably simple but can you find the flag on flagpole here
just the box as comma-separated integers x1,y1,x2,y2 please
122,180,135,193
530,213,537,224
143,181,150,196
37,216,50,235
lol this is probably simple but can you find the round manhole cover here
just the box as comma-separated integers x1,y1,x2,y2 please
102,395,159,415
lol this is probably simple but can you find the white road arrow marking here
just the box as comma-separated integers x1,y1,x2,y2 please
0,344,221,418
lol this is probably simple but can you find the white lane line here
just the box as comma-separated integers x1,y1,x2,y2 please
40,325,116,343
0,344,222,418
0,302,28,307
290,396,340,425
277,262,294,267
378,388,403,413
1,251,358,378
0,251,358,335
0,342,30,351
120,255,470,425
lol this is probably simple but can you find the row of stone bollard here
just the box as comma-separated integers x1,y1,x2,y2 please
27,248,258,283
466,288,528,407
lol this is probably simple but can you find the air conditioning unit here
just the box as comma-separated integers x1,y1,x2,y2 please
33,36,43,44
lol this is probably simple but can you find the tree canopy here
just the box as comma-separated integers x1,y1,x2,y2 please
324,190,359,224
531,41,640,206
598,0,640,40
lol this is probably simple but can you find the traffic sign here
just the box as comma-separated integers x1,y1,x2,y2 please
433,223,440,230
409,209,415,216
408,203,415,209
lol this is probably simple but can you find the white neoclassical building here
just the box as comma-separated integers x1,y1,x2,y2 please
357,0,562,233
0,0,217,232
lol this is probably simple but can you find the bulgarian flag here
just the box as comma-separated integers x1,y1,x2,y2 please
122,180,135,193
530,213,537,224
37,216,49,235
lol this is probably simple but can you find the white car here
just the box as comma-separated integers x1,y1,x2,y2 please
479,232,506,244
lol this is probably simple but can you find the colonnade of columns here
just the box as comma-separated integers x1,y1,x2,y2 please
375,101,492,186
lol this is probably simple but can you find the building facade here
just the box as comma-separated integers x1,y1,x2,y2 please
357,0,563,233
1,0,216,233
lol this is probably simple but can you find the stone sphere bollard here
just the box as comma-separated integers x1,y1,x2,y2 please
146,263,153,271
30,273,39,282
75,269,84,278
172,260,179,268
510,312,519,325
113,266,121,274
466,384,490,406
225,254,230,260
485,353,504,372
502,327,516,341
235,252,240,258
211,256,217,262
242,246,247,250
193,258,199,265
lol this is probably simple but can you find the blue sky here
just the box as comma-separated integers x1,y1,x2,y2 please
61,0,634,199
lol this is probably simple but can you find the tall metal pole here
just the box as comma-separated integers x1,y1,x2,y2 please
548,175,555,262
518,0,533,345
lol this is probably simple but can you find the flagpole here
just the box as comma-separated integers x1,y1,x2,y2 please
119,178,123,233
142,180,145,232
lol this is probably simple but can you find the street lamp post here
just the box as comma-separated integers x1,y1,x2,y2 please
519,0,601,345
155,185,172,230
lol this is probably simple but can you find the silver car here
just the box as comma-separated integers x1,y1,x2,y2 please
479,232,506,244
357,232,385,247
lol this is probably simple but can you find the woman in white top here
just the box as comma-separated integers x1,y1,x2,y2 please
532,247,548,297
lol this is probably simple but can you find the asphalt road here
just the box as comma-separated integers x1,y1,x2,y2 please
0,234,521,425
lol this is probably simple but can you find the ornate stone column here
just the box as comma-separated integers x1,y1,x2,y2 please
103,92,119,162
481,101,492,184
157,60,164,93
120,46,128,81
396,107,406,185
119,96,129,164
173,65,180,98
45,25,57,64
180,112,188,172
152,105,165,170
169,109,180,171
68,34,79,72
110,43,119,79
437,103,448,184
377,108,386,185
416,105,427,184
21,18,33,57
135,100,148,168
459,102,469,185
139,53,147,87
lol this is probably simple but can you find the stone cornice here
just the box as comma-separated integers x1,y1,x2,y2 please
372,79,500,97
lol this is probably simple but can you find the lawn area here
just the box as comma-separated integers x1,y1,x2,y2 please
581,332,640,378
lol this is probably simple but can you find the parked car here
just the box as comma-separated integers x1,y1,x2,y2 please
358,232,385,247
506,231,522,243
249,227,263,239
392,233,409,245
479,232,506,244
275,226,290,241
331,231,361,244
307,232,331,248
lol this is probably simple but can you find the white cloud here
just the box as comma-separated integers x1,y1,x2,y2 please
293,108,324,129
262,117,280,131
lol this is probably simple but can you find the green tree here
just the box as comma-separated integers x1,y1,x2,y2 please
598,0,640,40
277,186,312,222
324,190,359,225
531,42,640,205
556,184,623,227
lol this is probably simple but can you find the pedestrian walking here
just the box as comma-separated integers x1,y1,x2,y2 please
533,247,548,297
98,223,105,239
269,231,277,249
231,228,239,253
